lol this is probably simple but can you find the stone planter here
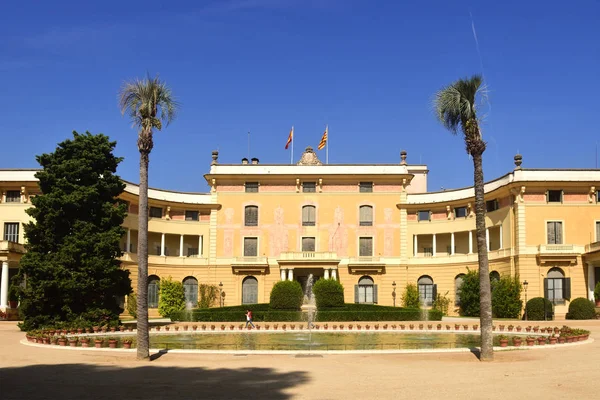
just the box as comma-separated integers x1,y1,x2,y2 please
512,338,522,347
81,339,90,348
549,337,557,345
69,340,78,347
123,342,132,349
94,340,103,348
526,338,535,346
499,339,508,348
537,337,546,345
108,340,117,348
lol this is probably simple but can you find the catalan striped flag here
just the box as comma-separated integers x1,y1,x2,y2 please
285,126,293,149
318,125,328,150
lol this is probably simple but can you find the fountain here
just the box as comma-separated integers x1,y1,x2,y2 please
185,301,194,322
301,274,317,352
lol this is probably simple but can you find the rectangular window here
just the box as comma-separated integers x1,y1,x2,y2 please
359,206,373,226
485,199,499,212
245,182,259,193
417,210,430,221
302,182,316,193
185,211,199,221
359,237,373,257
359,182,373,193
5,190,21,203
546,221,563,244
302,206,316,226
302,237,315,252
595,221,600,242
243,237,258,257
419,284,434,306
547,278,564,301
547,190,563,203
149,207,163,218
358,285,374,303
244,206,258,227
454,207,467,218
3,223,19,242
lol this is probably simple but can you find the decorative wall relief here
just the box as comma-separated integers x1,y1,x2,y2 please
330,206,348,256
383,208,394,256
269,206,289,257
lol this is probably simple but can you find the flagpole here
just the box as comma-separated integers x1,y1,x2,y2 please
326,125,329,164
291,126,294,165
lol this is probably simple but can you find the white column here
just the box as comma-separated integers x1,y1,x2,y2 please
287,269,294,281
199,235,204,256
469,231,473,254
486,228,490,251
160,233,165,256
179,235,184,257
588,262,596,301
331,269,337,280
280,268,287,281
324,269,330,279
450,232,455,255
126,229,131,253
413,235,418,257
0,261,8,308
432,234,437,257
499,225,503,249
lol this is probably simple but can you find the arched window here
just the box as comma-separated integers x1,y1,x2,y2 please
355,276,377,304
489,271,500,283
418,275,436,306
454,274,465,306
148,275,160,308
245,205,258,227
242,276,258,304
359,205,373,226
302,205,316,226
183,276,198,307
546,267,570,302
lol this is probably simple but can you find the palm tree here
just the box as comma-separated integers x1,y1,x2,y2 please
119,75,177,360
434,75,493,361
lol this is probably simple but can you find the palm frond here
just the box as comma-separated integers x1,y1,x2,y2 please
433,75,483,134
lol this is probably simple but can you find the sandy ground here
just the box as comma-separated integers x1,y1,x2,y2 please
1,319,599,400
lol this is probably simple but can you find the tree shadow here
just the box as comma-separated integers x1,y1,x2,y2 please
0,363,309,400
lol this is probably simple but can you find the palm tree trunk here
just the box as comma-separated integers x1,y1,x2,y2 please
136,150,150,360
472,150,494,361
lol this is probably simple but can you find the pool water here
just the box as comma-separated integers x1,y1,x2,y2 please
148,332,494,351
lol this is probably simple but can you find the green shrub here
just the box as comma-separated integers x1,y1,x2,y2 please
594,282,600,302
198,284,218,309
269,280,304,310
491,275,522,318
566,297,596,320
126,293,137,319
158,277,185,319
432,292,451,316
312,279,344,309
401,283,420,308
315,309,443,322
170,310,302,322
525,297,554,321
458,270,480,317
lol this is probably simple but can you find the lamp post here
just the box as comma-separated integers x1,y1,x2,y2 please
523,280,528,321
392,281,397,307
219,282,223,308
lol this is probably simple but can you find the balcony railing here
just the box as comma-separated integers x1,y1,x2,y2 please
277,252,339,263
0,240,26,254
233,256,268,265
119,252,209,265
585,241,600,253
538,244,577,253
348,256,382,263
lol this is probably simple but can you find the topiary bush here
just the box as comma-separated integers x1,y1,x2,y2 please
525,297,554,321
126,292,137,319
566,297,596,320
158,277,186,319
269,280,303,310
595,282,600,302
312,279,344,309
401,283,420,308
458,270,480,317
198,284,219,309
491,275,523,318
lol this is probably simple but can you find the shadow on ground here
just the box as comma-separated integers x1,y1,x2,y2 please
0,362,309,400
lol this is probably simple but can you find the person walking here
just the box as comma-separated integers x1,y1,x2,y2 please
245,309,256,329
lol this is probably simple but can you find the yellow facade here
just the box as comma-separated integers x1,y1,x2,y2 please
1,149,600,317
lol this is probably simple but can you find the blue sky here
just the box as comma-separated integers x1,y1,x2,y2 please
1,0,598,192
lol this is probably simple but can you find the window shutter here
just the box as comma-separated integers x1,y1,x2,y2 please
543,278,549,299
432,284,438,301
555,222,563,244
373,284,378,304
354,285,359,303
563,278,571,299
546,222,555,244
596,222,600,241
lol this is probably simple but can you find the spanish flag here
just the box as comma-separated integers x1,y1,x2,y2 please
318,125,328,150
285,126,293,149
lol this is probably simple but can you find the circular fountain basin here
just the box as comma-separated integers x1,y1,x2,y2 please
148,331,492,351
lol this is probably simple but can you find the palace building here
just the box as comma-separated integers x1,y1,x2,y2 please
1,147,599,318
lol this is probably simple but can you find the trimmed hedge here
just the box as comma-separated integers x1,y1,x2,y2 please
566,297,596,320
315,308,443,322
269,280,303,310
170,310,302,322
312,279,344,308
525,297,554,320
